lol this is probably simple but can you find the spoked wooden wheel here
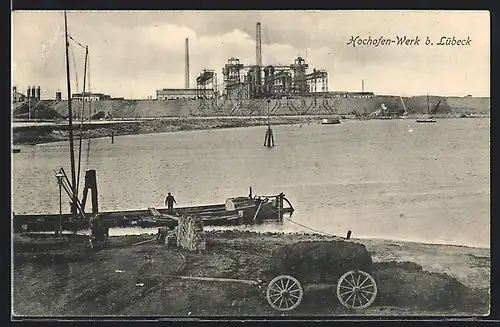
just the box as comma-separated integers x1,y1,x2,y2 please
266,275,304,312
337,270,377,309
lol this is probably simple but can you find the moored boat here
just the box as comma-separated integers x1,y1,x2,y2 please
416,94,437,123
12,192,295,233
321,118,341,125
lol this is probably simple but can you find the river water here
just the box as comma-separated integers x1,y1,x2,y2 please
12,119,490,248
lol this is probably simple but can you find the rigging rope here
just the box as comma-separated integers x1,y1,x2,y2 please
85,55,92,170
69,34,86,50
282,216,337,237
76,46,89,197
70,43,79,100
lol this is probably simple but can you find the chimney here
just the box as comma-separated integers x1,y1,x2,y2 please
362,80,365,93
31,87,36,100
256,22,262,67
36,86,41,101
185,38,190,89
56,91,62,102
26,86,31,100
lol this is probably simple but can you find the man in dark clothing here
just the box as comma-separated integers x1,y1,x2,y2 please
165,192,177,215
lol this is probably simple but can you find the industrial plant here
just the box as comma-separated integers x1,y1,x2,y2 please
12,22,490,120
157,22,368,102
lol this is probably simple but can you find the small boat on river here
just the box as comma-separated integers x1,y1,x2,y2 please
321,118,341,125
416,94,437,123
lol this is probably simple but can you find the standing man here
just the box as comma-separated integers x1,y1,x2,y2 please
165,192,177,215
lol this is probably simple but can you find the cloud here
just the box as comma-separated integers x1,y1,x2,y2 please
12,10,490,98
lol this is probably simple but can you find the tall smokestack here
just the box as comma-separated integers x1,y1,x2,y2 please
256,22,262,67
362,80,365,92
185,38,190,89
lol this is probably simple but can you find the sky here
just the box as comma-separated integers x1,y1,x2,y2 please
12,10,490,99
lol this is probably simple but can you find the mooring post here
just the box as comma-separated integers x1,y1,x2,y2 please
264,99,275,148
264,124,275,147
89,170,99,214
81,169,99,214
263,127,269,147
278,193,284,221
57,176,62,236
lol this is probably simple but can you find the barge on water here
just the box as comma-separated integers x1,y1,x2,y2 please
321,118,341,125
12,191,295,234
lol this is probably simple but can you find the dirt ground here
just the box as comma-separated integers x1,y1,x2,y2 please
12,231,490,317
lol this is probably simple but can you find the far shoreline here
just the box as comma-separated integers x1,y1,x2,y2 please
12,116,314,146
12,114,490,146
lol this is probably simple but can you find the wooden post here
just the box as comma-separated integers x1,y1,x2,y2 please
157,227,167,244
56,180,62,236
81,169,99,214
278,193,284,221
111,131,114,144
264,99,275,148
90,170,99,214
264,125,275,147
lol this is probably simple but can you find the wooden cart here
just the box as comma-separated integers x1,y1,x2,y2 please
264,270,377,312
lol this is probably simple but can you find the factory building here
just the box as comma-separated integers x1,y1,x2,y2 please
156,39,216,101
72,92,112,101
12,86,26,102
156,88,215,100
328,91,375,98
12,86,41,102
156,22,372,102
219,23,330,100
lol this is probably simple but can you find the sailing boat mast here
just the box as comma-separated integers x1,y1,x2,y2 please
427,94,430,115
76,45,89,197
64,11,77,214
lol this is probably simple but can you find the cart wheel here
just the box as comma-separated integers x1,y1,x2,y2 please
266,275,304,312
337,270,377,309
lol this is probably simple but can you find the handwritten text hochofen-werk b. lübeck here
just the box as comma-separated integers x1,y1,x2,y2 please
346,36,471,47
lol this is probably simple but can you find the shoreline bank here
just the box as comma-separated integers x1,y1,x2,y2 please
12,117,313,146
13,230,490,316
12,115,490,146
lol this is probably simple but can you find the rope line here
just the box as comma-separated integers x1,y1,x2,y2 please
69,34,86,49
283,216,337,237
70,44,79,97
76,46,88,197
85,55,92,170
